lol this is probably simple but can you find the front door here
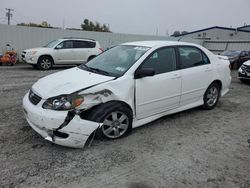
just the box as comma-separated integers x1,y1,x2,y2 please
135,47,181,119
54,40,75,64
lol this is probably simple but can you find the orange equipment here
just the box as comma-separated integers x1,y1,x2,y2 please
0,50,17,66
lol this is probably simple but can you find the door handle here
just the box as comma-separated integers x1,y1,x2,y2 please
171,74,181,79
204,69,212,72
204,67,212,72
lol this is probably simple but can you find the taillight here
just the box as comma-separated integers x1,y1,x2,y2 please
99,48,104,53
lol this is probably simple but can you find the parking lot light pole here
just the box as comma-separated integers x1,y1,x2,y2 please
5,8,14,25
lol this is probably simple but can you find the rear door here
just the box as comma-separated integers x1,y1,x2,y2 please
135,47,181,119
73,40,96,63
178,46,213,106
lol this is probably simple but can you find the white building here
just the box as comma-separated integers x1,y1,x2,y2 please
175,26,250,40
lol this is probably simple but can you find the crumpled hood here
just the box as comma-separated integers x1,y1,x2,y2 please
243,60,250,66
32,67,114,99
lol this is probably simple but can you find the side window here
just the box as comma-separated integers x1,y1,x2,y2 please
178,47,210,69
241,51,247,57
202,53,210,64
88,41,96,48
73,41,96,48
57,41,73,49
140,47,176,75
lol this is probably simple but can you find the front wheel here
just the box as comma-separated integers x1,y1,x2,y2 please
203,83,220,110
38,56,53,70
87,102,133,139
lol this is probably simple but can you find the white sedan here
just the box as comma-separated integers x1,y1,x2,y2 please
22,41,231,148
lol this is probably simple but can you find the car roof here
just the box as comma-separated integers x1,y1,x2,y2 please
121,40,197,48
60,38,96,42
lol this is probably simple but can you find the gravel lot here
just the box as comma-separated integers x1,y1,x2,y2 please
0,64,250,188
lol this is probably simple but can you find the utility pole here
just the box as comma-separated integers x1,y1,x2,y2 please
5,8,14,25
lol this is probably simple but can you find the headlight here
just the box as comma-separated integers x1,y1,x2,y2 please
27,51,37,55
241,65,246,70
43,94,84,111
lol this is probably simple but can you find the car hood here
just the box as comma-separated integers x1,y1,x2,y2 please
24,47,50,53
243,60,250,66
32,67,115,99
226,55,238,59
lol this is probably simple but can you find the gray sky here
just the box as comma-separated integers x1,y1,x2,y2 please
1,0,250,36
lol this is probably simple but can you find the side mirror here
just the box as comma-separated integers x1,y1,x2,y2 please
55,44,63,49
134,68,155,79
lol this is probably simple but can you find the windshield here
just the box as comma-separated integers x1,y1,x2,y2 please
221,51,241,57
80,45,150,77
44,40,61,48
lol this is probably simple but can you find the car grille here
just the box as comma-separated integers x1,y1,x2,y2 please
21,51,26,58
246,67,250,73
242,64,250,72
29,90,42,105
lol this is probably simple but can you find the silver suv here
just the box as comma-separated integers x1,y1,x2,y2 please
21,38,103,70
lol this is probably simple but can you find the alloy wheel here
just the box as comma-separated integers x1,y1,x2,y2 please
40,58,52,69
206,86,219,107
102,111,129,139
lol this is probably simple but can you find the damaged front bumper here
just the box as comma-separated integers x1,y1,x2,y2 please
22,93,101,148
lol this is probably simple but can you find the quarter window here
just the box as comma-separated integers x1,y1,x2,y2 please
141,47,177,74
178,47,210,69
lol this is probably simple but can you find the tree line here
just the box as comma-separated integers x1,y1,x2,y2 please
17,19,111,32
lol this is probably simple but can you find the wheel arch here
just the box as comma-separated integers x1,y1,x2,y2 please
38,54,55,64
80,100,134,121
210,80,222,91
87,55,96,61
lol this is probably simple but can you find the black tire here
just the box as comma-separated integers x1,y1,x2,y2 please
37,56,53,70
240,79,249,84
203,82,220,110
0,62,2,66
87,55,96,62
31,64,39,69
87,102,133,140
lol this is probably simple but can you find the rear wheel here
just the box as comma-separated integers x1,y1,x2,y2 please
38,56,53,70
203,83,220,110
87,102,133,139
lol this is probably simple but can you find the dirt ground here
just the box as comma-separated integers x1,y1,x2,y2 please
0,64,250,188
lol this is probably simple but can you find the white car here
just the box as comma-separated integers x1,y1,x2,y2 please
238,60,250,83
21,38,103,70
22,41,231,148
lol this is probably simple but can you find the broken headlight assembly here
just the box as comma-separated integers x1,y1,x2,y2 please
43,94,84,111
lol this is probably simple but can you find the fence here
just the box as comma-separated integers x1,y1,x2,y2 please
0,24,203,61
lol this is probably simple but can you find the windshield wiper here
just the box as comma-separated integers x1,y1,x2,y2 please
81,64,111,76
